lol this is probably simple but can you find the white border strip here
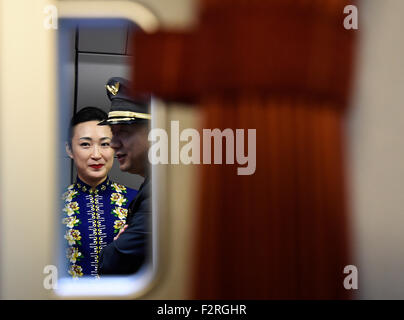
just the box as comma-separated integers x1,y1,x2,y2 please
58,1,160,32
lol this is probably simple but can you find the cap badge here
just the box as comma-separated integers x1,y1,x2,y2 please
106,82,120,96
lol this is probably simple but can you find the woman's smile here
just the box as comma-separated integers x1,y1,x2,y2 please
89,164,104,169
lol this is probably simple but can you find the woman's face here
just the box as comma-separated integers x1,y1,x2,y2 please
67,120,114,186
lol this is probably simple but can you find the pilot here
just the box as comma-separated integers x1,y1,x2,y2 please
62,106,138,278
97,77,151,275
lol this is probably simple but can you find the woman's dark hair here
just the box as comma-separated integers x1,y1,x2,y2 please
68,107,108,147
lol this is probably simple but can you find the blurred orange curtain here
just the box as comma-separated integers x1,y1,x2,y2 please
132,0,356,299
194,97,351,299
190,0,356,299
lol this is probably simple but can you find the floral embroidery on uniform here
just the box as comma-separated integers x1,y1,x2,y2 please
62,216,80,228
62,178,135,277
112,207,128,220
62,189,78,202
110,193,127,206
110,185,130,233
113,220,125,232
63,184,84,278
69,264,83,278
64,229,82,245
67,247,83,263
63,201,80,216
111,183,127,193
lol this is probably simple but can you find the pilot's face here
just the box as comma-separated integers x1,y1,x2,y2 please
67,120,114,186
110,123,149,176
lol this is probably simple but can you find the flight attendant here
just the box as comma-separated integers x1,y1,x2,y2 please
62,106,138,278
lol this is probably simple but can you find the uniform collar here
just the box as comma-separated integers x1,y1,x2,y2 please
74,176,111,194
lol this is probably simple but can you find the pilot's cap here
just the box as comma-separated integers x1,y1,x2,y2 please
98,77,151,125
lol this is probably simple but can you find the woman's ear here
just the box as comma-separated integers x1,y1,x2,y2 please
66,142,74,159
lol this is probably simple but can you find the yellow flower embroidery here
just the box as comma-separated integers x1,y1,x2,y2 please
68,264,83,278
62,216,79,229
70,202,79,210
114,220,125,230
62,189,78,202
111,183,126,193
63,201,80,216
113,207,128,220
66,247,82,263
64,229,82,245
110,193,126,206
